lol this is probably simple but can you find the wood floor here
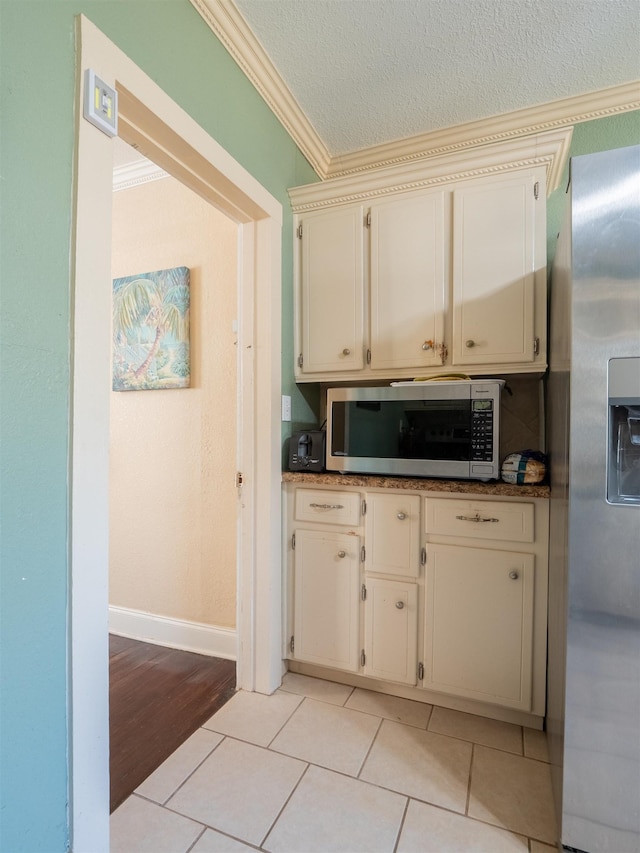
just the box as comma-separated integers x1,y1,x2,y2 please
109,634,236,812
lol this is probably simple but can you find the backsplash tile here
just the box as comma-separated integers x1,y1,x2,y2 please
500,377,544,461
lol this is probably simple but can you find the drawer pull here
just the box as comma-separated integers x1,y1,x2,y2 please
509,570,519,580
397,511,407,520
309,502,344,510
337,550,346,559
342,348,351,356
455,514,499,524
395,600,405,610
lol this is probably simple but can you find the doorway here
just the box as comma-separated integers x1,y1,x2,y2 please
109,144,239,654
108,145,240,810
71,17,284,852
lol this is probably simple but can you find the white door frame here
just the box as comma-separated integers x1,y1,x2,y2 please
71,16,283,852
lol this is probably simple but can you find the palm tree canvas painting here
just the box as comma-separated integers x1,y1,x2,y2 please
112,266,190,391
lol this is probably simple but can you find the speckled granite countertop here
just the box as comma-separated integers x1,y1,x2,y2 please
282,471,549,499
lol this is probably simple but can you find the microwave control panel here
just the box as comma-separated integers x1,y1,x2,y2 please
470,400,494,462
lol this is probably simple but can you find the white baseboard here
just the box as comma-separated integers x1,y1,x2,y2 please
109,605,237,660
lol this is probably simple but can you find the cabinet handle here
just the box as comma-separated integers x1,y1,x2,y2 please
509,570,519,580
422,340,433,351
342,348,351,356
455,514,499,523
337,550,346,559
465,339,475,348
397,511,407,520
395,601,405,609
309,502,344,510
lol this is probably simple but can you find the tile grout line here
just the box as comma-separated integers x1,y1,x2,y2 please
424,702,434,730
264,693,307,749
371,786,540,843
149,740,552,851
132,684,553,851
278,681,355,708
184,825,208,853
157,731,228,808
410,720,525,756
126,792,214,837
465,742,475,816
124,731,226,810
355,714,385,779
154,787,266,848
392,797,411,853
258,761,312,850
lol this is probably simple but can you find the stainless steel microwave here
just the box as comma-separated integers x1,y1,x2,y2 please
326,381,504,481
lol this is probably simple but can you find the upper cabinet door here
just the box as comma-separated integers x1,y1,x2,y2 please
370,192,446,371
299,205,365,374
452,174,537,365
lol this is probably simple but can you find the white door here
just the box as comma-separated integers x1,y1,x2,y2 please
424,543,534,709
293,529,361,672
452,173,537,365
364,578,418,684
365,493,421,577
299,205,365,373
370,192,446,370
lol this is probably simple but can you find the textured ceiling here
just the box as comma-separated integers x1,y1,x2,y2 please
233,0,640,156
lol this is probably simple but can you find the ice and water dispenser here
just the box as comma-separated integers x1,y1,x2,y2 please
608,357,640,504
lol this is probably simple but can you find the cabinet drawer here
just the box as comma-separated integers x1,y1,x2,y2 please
295,489,361,526
425,498,534,543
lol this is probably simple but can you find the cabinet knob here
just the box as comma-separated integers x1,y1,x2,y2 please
337,550,346,559
342,348,351,356
422,340,433,351
509,570,519,580
396,512,407,520
465,339,475,348
395,600,405,610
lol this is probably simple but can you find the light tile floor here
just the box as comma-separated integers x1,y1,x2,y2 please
111,673,558,853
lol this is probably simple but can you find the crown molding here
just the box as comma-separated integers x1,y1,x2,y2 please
327,81,640,178
191,0,331,177
191,0,639,183
113,160,169,192
288,127,573,212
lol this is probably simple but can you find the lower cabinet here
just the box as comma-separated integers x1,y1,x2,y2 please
284,482,549,724
424,544,534,710
363,578,418,685
365,493,421,577
293,528,361,673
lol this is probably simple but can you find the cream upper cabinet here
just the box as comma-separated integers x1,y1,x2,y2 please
298,204,365,374
288,130,573,381
452,172,542,366
369,192,446,371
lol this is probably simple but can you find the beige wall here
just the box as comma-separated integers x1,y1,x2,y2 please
110,174,238,628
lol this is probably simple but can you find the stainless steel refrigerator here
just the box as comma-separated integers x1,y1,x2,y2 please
547,144,640,853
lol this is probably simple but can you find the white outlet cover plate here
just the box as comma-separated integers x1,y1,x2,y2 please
281,395,292,422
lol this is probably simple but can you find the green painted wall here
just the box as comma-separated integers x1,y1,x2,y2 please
547,110,640,265
0,2,317,850
0,0,638,846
